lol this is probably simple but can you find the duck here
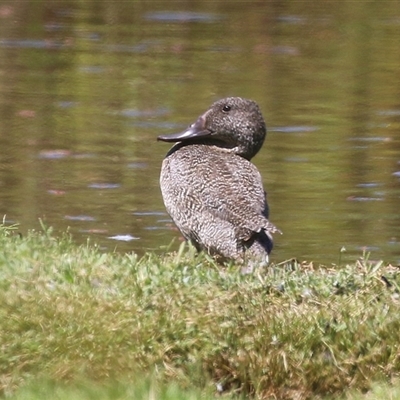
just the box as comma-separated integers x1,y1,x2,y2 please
158,97,280,266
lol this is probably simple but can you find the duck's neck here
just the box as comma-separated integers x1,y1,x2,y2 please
172,139,259,161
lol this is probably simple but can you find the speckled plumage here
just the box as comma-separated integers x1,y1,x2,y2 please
158,97,280,265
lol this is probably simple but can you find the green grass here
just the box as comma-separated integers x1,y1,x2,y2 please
5,379,218,400
1,223,400,399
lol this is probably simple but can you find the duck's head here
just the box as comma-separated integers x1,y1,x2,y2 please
158,97,267,160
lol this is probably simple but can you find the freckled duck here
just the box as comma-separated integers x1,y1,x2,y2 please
158,97,280,266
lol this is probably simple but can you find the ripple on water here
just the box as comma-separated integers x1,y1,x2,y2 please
85,32,102,41
131,211,171,232
88,183,121,189
208,45,240,53
80,229,108,234
104,43,153,53
57,101,78,109
276,15,306,24
346,196,384,202
271,45,300,55
108,234,139,241
65,215,96,221
354,245,381,253
144,11,222,23
376,109,400,116
356,183,381,188
127,162,148,169
132,211,167,216
270,126,319,133
44,23,65,32
79,66,105,74
383,17,400,26
119,108,169,118
38,150,94,159
0,39,67,49
348,136,390,142
47,190,66,196
72,153,95,159
38,150,71,159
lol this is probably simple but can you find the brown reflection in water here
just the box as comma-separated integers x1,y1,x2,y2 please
0,0,399,263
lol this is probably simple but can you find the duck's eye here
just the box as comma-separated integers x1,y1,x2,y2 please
222,105,231,113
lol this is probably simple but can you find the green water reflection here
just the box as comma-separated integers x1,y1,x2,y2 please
0,0,399,264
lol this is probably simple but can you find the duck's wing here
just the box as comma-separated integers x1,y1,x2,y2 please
199,154,280,238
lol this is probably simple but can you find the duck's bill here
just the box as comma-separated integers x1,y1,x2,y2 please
157,114,212,142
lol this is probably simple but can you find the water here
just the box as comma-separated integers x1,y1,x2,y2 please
0,0,399,265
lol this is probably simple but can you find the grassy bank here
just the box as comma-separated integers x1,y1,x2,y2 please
1,223,400,399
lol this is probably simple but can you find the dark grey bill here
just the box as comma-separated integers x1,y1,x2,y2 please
157,114,212,142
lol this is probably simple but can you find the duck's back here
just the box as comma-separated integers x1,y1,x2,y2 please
160,143,273,261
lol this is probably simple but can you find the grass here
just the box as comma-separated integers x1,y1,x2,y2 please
1,222,400,399
5,379,217,400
